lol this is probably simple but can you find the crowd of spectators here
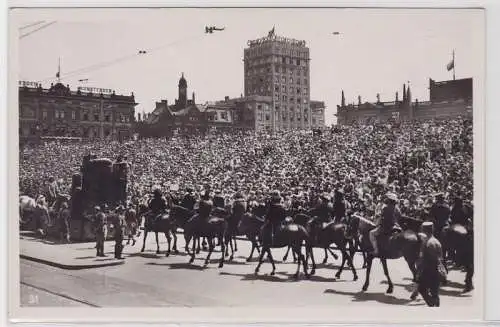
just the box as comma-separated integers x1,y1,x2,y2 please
19,117,473,221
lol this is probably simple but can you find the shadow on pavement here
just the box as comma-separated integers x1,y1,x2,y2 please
380,280,471,297
324,288,419,306
147,262,208,271
219,271,302,283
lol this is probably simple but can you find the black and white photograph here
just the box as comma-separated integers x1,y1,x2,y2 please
8,6,485,323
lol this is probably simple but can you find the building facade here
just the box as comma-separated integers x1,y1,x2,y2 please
19,81,137,142
335,78,473,125
244,30,311,132
140,74,259,137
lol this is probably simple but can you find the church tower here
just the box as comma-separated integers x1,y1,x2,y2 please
178,72,188,108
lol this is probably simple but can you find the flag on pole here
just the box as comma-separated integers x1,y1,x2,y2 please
446,50,455,71
446,59,454,71
56,57,61,79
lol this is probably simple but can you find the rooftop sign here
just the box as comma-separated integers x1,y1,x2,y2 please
77,86,114,94
247,35,306,47
19,81,40,88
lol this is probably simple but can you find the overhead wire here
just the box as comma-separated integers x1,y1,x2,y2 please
37,32,205,84
19,21,46,30
20,21,56,39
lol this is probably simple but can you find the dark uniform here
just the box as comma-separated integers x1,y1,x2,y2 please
263,193,287,245
113,158,129,205
450,198,468,226
416,222,445,307
71,187,86,240
332,193,346,224
213,191,225,209
429,196,450,237
181,190,196,211
148,190,167,227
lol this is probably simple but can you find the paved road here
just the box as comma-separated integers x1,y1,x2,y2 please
20,234,474,308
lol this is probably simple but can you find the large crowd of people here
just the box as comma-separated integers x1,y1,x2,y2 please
19,117,473,223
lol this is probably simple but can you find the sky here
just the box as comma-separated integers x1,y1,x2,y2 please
14,8,484,125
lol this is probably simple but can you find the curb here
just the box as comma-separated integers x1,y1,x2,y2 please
20,254,125,270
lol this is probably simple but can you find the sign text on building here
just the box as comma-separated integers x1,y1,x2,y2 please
19,81,40,88
77,87,114,94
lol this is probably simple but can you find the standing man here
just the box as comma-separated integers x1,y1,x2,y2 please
71,186,86,241
114,206,127,260
415,221,446,307
58,201,71,243
94,206,107,257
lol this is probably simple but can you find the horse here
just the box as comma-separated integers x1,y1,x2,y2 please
225,212,265,262
255,217,311,280
288,213,358,280
183,213,227,268
283,213,340,264
349,214,421,294
19,195,51,236
440,223,474,292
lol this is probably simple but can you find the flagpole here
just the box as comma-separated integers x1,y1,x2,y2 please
57,57,61,83
453,50,455,80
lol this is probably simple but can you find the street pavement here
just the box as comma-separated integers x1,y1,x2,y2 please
20,233,475,308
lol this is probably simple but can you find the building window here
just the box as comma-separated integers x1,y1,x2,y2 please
105,115,110,122
83,113,88,121
275,85,279,92
60,111,65,119
42,111,47,120
94,114,99,121
290,78,293,83
55,111,59,119
304,99,308,104
296,59,300,65
282,57,286,64
221,112,228,120
265,114,270,121
297,98,301,103
72,111,76,120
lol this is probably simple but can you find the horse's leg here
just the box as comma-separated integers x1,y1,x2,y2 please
362,255,373,291
309,246,317,275
337,245,358,281
202,237,208,251
254,245,267,274
404,255,418,282
233,237,238,252
219,233,225,268
322,248,328,264
267,248,276,276
328,247,339,260
228,235,234,261
155,232,160,254
141,230,148,252
184,233,191,254
464,260,474,293
335,247,348,279
381,258,394,294
247,237,257,262
204,237,214,266
196,237,201,254
189,234,196,263
293,247,302,279
165,232,171,257
283,246,291,262
172,231,179,253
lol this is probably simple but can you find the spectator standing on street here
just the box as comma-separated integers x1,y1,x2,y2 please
94,206,107,257
58,201,71,243
114,206,127,260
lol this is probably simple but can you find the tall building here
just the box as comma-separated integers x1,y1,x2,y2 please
19,81,137,143
244,29,311,132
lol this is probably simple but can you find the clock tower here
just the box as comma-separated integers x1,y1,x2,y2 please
178,72,188,108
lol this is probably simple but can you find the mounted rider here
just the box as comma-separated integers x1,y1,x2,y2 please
213,190,225,209
148,188,167,224
332,189,348,224
314,192,333,224
429,193,450,237
262,190,287,245
180,186,197,211
369,192,401,256
232,192,247,218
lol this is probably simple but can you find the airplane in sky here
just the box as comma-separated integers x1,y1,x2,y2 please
205,26,225,34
